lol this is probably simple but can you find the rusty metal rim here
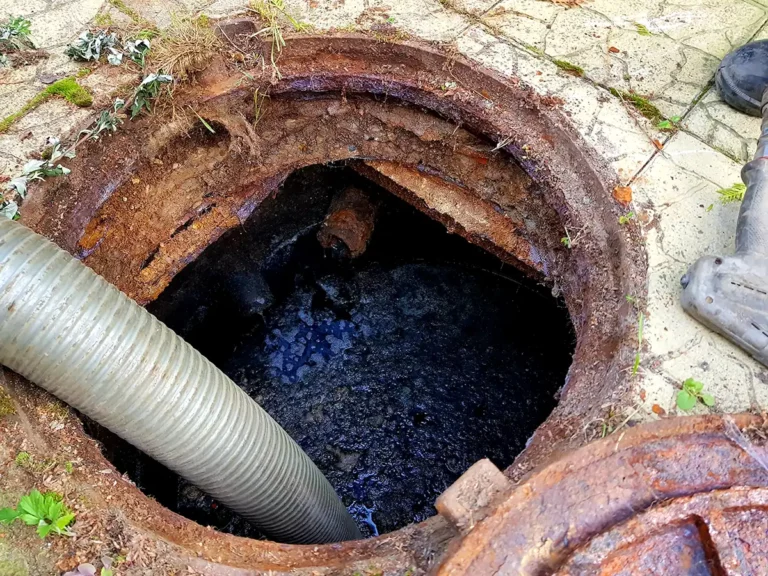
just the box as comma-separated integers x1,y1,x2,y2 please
18,31,647,573
436,414,768,575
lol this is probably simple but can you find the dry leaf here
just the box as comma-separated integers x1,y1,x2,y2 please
652,404,666,416
608,46,620,53
652,139,663,150
613,185,632,205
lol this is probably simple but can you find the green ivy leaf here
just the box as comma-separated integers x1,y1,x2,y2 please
676,390,696,411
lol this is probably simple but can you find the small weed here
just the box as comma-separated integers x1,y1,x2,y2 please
656,115,682,131
632,312,644,376
2,136,75,219
76,66,92,77
552,59,584,76
130,72,173,118
80,98,125,140
65,461,74,474
0,489,75,538
676,378,714,411
560,225,583,249
717,182,746,204
14,452,31,467
618,211,635,225
249,0,309,79
189,107,215,133
151,15,221,80
634,22,652,36
0,386,14,416
625,294,636,304
125,38,151,67
706,203,714,212
609,88,664,123
253,88,269,124
386,16,396,23
135,28,159,40
67,30,150,67
66,30,120,62
0,16,33,52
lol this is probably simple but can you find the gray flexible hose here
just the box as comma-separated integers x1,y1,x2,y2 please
0,219,361,544
736,90,768,256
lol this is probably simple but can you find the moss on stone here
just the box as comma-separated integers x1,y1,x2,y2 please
0,386,14,417
0,77,92,134
46,77,92,106
0,560,28,576
609,87,664,122
552,59,584,76
93,12,114,27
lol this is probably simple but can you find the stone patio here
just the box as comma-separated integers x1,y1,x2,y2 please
1,0,767,436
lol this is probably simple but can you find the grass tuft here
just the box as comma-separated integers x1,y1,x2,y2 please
150,15,221,81
249,0,310,79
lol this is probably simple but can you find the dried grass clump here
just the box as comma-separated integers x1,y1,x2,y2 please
151,15,221,81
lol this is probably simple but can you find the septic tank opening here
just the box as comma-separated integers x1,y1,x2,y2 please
80,162,574,539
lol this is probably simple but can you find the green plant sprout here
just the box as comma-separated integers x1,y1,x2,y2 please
0,489,75,538
717,182,746,204
0,16,33,52
619,211,635,225
656,115,681,130
130,72,173,118
676,378,715,411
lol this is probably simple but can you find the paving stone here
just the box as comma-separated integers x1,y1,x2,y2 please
482,0,767,120
456,24,660,182
447,0,501,17
632,131,766,415
26,0,104,49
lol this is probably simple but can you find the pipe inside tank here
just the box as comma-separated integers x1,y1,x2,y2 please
0,218,361,544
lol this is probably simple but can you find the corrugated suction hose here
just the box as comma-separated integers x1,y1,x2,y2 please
0,219,361,544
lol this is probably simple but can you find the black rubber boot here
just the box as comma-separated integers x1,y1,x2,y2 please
717,39,768,116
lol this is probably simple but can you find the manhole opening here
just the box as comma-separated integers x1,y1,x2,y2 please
80,162,574,539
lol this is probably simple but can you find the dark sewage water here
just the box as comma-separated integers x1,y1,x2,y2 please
82,164,575,539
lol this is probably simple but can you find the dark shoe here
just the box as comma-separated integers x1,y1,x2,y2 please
716,39,768,116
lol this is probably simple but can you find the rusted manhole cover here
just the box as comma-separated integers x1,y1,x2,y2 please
437,414,768,576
